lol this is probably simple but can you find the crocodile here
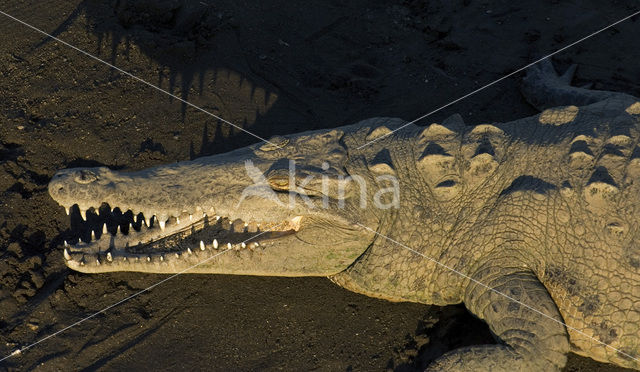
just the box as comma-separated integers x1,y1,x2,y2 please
48,60,640,371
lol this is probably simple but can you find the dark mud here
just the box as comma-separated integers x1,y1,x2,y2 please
0,0,639,370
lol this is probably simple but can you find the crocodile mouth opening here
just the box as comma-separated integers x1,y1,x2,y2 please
59,202,303,267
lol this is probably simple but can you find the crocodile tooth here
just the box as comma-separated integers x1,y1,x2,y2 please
146,256,151,262
200,240,205,250
189,214,193,221
80,209,86,221
102,224,107,234
129,223,133,232
241,242,246,248
63,248,71,260
215,215,220,221
65,207,69,215
187,248,193,254
159,220,166,231
91,230,96,241
254,242,259,247
175,253,180,258
106,252,113,262
64,240,68,247
176,217,180,224
160,255,164,261
117,225,121,235
213,239,219,249
123,256,127,261
227,242,232,249
79,260,84,266
96,258,101,265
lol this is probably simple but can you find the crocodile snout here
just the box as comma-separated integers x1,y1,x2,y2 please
73,169,99,184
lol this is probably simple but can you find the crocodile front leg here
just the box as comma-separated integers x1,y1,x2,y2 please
427,265,570,371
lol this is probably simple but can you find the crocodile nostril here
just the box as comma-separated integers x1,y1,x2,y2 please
74,170,98,184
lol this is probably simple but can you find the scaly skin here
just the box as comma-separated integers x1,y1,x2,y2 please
48,60,640,370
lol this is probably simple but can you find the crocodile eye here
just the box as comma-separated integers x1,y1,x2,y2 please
259,136,289,152
265,168,290,191
74,170,97,184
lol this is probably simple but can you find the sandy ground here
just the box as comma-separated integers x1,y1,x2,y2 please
0,0,639,370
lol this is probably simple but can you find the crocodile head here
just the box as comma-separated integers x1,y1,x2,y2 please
48,125,393,275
